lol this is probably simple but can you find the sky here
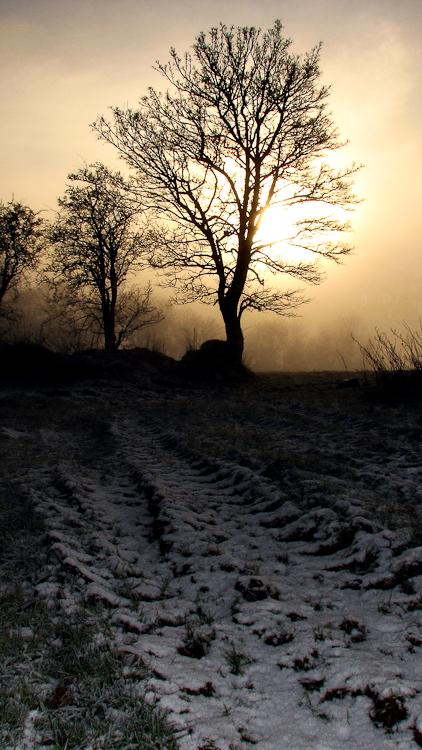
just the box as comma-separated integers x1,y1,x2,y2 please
1,0,422,360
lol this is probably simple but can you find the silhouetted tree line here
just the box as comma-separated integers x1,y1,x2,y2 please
1,21,362,366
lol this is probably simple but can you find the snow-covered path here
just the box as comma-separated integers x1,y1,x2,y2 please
31,411,422,750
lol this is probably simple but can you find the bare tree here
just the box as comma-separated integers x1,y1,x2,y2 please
0,199,44,314
95,21,361,364
46,163,162,350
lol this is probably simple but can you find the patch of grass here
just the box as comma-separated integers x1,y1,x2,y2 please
119,581,144,612
264,628,294,646
242,562,261,576
340,618,367,643
300,677,325,692
377,593,393,614
0,393,116,482
401,579,415,595
230,594,242,619
407,635,422,652
0,591,177,750
51,614,120,683
224,644,251,675
34,678,177,750
178,622,214,659
0,390,178,750
293,656,312,672
158,573,173,599
196,605,215,626
407,595,422,612
313,625,329,642
369,693,408,731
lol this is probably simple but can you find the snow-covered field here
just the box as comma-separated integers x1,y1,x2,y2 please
2,370,422,749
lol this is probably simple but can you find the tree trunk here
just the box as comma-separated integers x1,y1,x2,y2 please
103,321,116,349
220,297,244,365
101,272,118,350
102,305,117,350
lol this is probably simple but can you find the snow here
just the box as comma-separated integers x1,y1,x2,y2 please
6,385,422,749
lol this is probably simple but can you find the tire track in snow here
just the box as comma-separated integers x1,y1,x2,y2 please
34,414,422,750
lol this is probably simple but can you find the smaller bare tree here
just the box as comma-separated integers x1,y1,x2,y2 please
46,163,162,350
0,199,45,315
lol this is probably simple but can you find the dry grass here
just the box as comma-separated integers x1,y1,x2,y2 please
354,324,422,398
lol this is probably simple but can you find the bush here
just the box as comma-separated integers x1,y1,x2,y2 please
353,323,422,397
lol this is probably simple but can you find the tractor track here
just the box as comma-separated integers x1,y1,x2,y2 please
29,411,422,749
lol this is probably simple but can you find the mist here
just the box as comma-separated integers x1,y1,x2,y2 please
1,0,421,370
0,284,380,373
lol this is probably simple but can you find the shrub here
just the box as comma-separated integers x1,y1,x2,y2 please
353,323,422,397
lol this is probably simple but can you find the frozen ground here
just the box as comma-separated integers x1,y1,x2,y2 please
2,371,422,749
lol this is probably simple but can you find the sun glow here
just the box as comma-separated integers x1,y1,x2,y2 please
256,204,316,263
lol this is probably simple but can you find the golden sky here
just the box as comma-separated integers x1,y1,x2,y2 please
1,0,421,340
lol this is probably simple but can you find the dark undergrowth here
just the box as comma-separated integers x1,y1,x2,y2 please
354,324,422,402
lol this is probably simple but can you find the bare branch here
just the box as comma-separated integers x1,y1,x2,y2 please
93,21,361,362
44,164,161,350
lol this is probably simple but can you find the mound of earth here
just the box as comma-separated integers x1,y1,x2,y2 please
179,339,253,382
0,343,176,386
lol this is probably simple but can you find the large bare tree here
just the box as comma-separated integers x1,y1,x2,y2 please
46,163,162,350
95,21,360,363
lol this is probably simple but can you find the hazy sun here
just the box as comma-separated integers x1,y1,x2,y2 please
258,205,296,241
257,204,314,262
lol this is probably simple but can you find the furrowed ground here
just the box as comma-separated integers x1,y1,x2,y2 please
1,364,422,749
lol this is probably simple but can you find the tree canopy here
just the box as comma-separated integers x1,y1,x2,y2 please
46,163,162,350
0,199,44,311
95,21,360,362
